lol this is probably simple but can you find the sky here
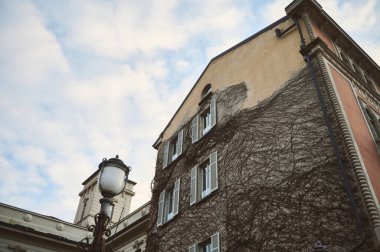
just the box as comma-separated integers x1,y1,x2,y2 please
0,0,379,223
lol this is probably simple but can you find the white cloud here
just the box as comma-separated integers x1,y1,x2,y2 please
1,0,377,224
0,1,69,84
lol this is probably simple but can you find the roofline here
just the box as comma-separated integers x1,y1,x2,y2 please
286,0,380,76
109,201,150,229
152,16,290,148
0,202,87,229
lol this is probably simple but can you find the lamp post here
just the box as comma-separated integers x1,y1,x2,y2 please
81,155,131,252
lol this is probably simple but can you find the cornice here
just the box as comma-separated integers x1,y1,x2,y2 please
286,0,380,82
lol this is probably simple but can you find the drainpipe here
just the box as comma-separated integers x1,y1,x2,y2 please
293,15,366,251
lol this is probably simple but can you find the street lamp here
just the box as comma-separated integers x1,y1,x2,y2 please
81,155,131,252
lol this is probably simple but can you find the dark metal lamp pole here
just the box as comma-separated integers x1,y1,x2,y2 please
80,155,131,252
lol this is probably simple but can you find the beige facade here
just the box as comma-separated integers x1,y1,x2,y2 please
158,18,310,142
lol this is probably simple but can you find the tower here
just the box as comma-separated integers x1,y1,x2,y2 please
74,169,136,227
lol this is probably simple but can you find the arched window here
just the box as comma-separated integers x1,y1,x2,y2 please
202,84,212,98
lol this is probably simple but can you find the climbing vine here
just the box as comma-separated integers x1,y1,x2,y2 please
145,65,374,251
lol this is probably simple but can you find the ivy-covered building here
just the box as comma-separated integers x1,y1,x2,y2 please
146,0,380,251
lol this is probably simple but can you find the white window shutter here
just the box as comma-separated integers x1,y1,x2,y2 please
177,129,183,155
190,166,197,205
157,190,165,226
163,142,169,168
210,98,216,128
211,232,220,252
189,244,196,252
173,178,180,216
191,116,199,143
210,151,218,191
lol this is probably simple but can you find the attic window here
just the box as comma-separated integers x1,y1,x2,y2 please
202,84,212,98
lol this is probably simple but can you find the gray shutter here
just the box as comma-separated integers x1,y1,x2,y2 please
191,116,199,143
210,98,216,128
190,166,197,205
211,232,220,252
163,142,169,168
173,178,180,216
157,190,165,226
177,129,183,155
189,244,196,252
210,151,218,191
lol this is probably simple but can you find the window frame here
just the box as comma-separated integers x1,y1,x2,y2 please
189,232,220,252
190,151,218,205
192,98,216,143
163,129,183,168
157,178,180,226
358,99,380,152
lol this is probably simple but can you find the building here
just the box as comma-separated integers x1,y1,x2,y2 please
146,0,380,251
0,168,149,252
73,168,150,252
73,169,136,227
0,202,90,252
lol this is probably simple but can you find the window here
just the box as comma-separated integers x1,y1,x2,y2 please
191,99,216,143
189,233,220,252
190,151,218,205
202,84,212,98
157,178,180,226
352,64,365,82
200,160,211,198
364,74,376,90
339,52,352,71
163,129,183,168
80,198,88,221
109,203,115,220
201,107,212,135
199,239,211,252
359,100,380,149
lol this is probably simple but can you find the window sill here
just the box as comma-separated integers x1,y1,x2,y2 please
163,153,182,169
158,213,177,227
191,189,218,207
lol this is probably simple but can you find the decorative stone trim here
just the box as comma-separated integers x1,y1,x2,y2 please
353,85,380,110
56,223,65,231
23,214,32,222
302,13,316,41
315,52,380,234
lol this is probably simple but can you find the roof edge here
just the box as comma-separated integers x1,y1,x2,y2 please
152,16,290,147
